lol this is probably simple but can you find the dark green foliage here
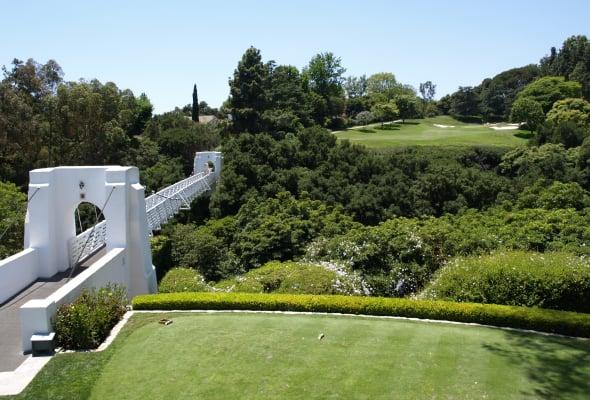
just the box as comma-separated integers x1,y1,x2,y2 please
310,204,590,297
229,47,267,133
170,223,227,281
157,124,221,174
516,76,582,113
423,251,590,313
499,143,579,186
231,193,358,270
394,94,420,122
191,84,199,122
263,64,313,133
141,156,184,193
0,181,27,258
170,193,357,280
540,35,590,100
52,284,127,350
210,129,513,224
450,86,481,119
303,52,347,125
132,292,590,338
515,180,590,210
151,235,173,281
437,94,452,114
479,65,540,120
0,59,162,188
510,97,544,132
158,268,211,293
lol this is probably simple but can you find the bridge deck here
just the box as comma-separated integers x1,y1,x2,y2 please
0,251,103,372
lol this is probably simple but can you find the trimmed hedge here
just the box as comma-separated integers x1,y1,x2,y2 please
133,292,590,338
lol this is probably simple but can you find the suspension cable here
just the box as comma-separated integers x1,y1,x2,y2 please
76,208,83,235
67,186,116,280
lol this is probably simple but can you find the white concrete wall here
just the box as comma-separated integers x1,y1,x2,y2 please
21,166,156,295
194,151,223,179
0,249,39,304
20,248,127,351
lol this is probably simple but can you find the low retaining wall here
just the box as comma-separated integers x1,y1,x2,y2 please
19,247,128,352
0,248,39,304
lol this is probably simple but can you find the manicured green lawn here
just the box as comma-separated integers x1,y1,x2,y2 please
8,312,590,399
334,116,531,148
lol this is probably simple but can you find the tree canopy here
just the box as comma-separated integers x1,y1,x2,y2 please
516,76,582,113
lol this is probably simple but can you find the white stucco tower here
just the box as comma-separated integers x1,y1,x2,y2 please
23,166,157,297
194,151,223,178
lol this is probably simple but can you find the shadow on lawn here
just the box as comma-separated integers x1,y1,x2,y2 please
482,331,590,399
514,131,534,139
375,124,401,131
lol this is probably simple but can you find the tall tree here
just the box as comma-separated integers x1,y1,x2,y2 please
371,101,399,126
540,35,590,99
303,52,346,126
228,47,268,133
510,97,544,133
263,64,312,133
394,94,420,123
450,86,481,117
479,65,539,120
344,75,368,98
191,84,199,122
419,81,436,102
367,72,398,99
304,52,346,99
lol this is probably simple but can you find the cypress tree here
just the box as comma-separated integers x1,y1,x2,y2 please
191,84,199,122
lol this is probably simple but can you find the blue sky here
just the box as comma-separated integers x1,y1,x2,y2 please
2,0,589,113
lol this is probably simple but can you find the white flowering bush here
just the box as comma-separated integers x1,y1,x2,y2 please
214,261,364,295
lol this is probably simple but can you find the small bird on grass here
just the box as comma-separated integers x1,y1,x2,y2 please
318,333,325,340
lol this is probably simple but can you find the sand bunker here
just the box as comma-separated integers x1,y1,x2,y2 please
486,123,521,131
433,124,456,128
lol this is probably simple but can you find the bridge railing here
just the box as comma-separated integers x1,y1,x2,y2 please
145,169,214,231
67,169,216,266
67,220,107,267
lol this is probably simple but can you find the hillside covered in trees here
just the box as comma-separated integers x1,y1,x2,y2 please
2,35,590,309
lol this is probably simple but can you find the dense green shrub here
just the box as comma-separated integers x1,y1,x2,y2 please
53,284,127,350
209,130,515,224
167,193,359,280
170,223,227,281
0,181,26,258
132,292,590,338
215,261,362,295
515,180,590,210
230,192,359,270
151,235,173,281
307,206,590,297
158,268,212,293
422,251,590,313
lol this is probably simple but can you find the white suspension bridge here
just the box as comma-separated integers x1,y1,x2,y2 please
0,151,222,374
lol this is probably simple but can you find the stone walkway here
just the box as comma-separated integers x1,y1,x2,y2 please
0,250,104,372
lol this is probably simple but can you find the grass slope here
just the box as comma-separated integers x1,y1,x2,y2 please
8,312,590,399
334,116,531,148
